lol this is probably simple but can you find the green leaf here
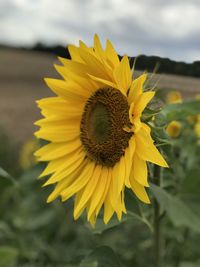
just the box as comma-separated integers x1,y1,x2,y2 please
0,167,12,179
0,246,18,267
151,184,200,233
0,167,15,188
180,169,200,200
180,262,200,267
80,246,122,267
150,183,169,214
0,221,14,239
89,216,125,235
142,108,160,122
160,100,200,122
25,209,55,230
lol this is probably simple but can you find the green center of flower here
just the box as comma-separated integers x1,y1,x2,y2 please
89,103,111,143
80,88,133,167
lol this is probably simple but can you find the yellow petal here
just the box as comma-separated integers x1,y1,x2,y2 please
114,197,123,220
88,74,116,88
55,63,98,93
121,189,126,213
57,59,87,78
88,213,97,227
34,138,82,161
124,137,135,187
103,197,115,224
79,48,111,80
35,120,80,142
38,155,69,178
73,164,102,219
47,161,85,202
36,97,84,118
94,168,112,217
61,161,95,201
132,116,142,133
105,39,119,68
128,73,147,104
112,156,126,194
35,130,79,143
37,97,67,109
94,34,105,60
35,116,81,128
134,91,155,115
130,179,150,204
79,40,93,53
109,165,118,209
43,149,85,185
107,174,124,221
68,44,84,63
113,55,132,95
135,126,168,167
44,78,89,100
87,167,109,220
142,123,151,133
130,153,149,187
129,102,135,124
73,191,86,220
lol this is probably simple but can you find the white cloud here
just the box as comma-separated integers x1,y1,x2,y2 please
0,0,200,62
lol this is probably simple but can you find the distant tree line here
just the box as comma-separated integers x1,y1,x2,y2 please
3,42,199,78
128,56,200,78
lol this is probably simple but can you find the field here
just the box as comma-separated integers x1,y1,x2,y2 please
0,48,200,147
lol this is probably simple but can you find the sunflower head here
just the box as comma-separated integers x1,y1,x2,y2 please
166,121,182,138
166,91,182,104
195,121,200,138
20,138,39,170
195,94,200,100
34,34,168,226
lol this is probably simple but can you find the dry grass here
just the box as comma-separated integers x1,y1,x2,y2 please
0,48,200,145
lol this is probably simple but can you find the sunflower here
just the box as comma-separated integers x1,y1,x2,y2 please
166,121,182,138
166,91,182,104
20,138,39,170
35,34,168,225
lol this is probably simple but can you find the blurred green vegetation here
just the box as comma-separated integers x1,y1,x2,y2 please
0,128,20,176
0,98,200,267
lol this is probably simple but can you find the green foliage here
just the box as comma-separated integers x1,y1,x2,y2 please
0,94,200,267
0,246,18,267
0,167,15,189
0,128,20,176
160,100,200,122
80,246,122,267
151,184,200,233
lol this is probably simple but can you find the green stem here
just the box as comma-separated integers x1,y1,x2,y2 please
154,165,162,267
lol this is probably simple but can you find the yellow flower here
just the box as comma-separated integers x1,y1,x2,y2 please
20,138,39,170
195,94,200,100
195,122,200,138
187,115,198,125
34,34,168,225
166,121,182,138
166,91,182,104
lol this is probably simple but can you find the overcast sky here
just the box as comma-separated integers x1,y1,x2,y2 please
0,0,200,62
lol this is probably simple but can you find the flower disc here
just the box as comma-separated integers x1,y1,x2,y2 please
80,88,132,167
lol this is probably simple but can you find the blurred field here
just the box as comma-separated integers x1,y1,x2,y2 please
0,48,200,146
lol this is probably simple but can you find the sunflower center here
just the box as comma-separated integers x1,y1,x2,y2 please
80,88,133,167
88,103,111,143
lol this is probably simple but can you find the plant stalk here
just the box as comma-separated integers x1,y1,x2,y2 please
154,165,162,267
